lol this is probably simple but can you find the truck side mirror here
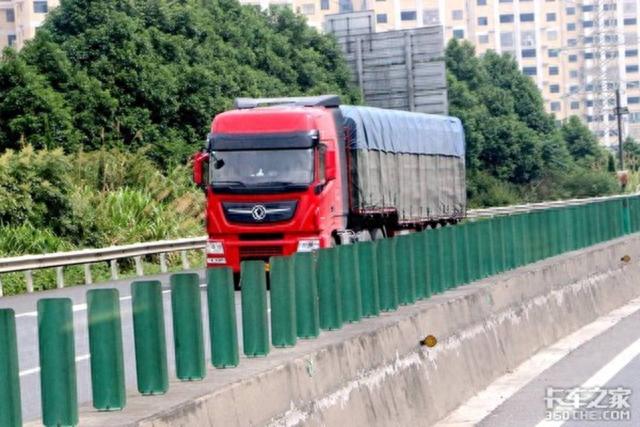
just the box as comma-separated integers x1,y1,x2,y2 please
192,151,209,189
325,151,337,181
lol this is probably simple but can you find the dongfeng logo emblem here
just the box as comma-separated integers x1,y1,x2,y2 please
251,205,267,221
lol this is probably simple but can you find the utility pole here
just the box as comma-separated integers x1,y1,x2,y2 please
614,88,628,170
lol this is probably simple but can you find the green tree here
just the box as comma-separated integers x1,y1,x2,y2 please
0,0,359,166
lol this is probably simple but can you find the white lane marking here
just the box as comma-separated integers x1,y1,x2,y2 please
14,288,180,318
435,296,640,427
19,354,91,377
535,335,640,427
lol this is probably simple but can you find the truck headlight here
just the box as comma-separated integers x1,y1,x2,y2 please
297,238,320,252
206,240,224,255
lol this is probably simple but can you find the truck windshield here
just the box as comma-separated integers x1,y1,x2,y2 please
210,148,314,191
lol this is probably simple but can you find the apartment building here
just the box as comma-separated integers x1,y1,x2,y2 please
242,0,640,146
0,0,59,51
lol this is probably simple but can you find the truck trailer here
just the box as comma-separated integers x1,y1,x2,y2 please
192,95,466,272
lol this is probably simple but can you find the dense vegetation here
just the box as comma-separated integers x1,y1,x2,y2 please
446,40,619,207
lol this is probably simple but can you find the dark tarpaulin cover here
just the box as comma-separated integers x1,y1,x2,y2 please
339,105,465,158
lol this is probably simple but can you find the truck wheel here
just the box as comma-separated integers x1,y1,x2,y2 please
356,230,372,242
371,228,385,241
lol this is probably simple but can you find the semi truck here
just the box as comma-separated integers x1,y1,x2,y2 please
192,95,466,272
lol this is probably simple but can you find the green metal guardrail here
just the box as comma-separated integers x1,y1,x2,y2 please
0,196,638,426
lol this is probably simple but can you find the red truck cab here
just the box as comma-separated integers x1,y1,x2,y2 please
193,96,349,272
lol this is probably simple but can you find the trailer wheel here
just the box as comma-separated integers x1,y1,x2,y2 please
371,228,385,241
355,230,372,242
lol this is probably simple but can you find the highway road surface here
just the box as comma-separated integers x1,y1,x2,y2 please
437,297,640,427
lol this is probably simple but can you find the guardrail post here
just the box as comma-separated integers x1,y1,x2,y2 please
181,251,190,270
377,237,399,310
337,244,362,323
131,280,168,395
294,252,320,338
25,270,34,293
269,256,296,347
159,253,168,273
84,264,93,285
241,261,269,357
317,248,343,330
87,289,126,411
0,309,21,427
38,298,78,426
134,256,144,276
56,267,64,289
358,241,380,316
171,273,205,381
206,267,239,368
0,276,3,297
110,260,118,280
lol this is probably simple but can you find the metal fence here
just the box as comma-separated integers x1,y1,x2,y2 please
0,193,637,297
1,195,639,426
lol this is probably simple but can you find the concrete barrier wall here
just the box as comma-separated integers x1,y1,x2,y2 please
78,234,640,427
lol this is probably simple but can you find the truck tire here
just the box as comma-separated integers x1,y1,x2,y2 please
356,230,372,242
371,228,385,241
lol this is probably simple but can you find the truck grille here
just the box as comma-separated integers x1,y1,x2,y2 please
222,201,297,223
239,246,282,259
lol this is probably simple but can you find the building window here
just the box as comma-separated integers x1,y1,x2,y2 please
629,97,640,104
453,29,465,39
626,65,639,73
550,102,561,112
584,52,594,60
548,48,559,57
571,101,580,110
566,7,575,15
624,18,638,26
604,3,616,11
452,10,463,20
499,0,513,2
321,0,330,10
7,34,16,47
567,23,576,31
339,0,353,13
478,17,488,26
570,70,579,78
300,3,315,15
479,34,489,44
582,20,594,28
33,1,48,13
549,66,559,75
521,13,534,22
584,36,594,44
626,49,639,57
5,9,15,22
521,30,536,47
582,5,594,12
401,10,416,21
586,100,594,107
376,13,387,23
500,14,514,23
521,48,536,58
550,84,560,93
567,38,577,47
569,54,578,62
546,13,556,22
523,66,537,76
423,9,439,24
477,0,487,5
500,32,514,49
547,30,558,41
